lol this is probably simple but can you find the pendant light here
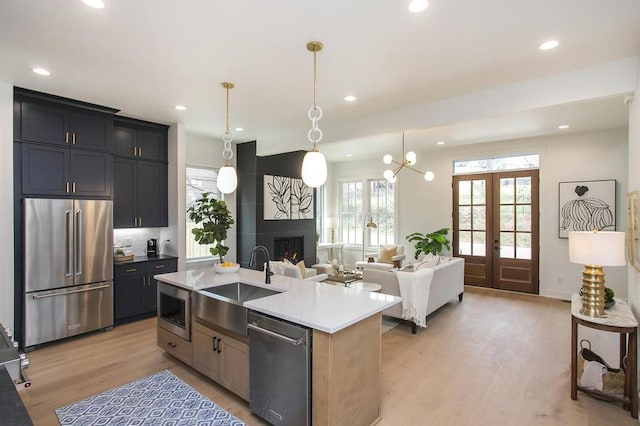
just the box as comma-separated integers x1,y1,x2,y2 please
383,133,435,183
301,41,327,188
217,82,238,194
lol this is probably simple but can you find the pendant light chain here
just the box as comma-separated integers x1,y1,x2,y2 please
307,43,323,149
221,82,234,164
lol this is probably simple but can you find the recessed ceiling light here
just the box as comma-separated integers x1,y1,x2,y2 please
346,153,353,158
32,67,50,76
409,0,429,13
234,127,243,132
437,141,445,145
82,0,105,9
344,95,357,102
174,105,187,111
558,124,570,129
539,40,559,51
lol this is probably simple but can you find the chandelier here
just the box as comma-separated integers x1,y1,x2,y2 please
383,133,434,183
217,82,238,194
300,41,327,188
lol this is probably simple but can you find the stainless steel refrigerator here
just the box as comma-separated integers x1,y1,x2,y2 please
23,198,113,348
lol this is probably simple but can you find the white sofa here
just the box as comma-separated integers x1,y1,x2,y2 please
362,256,464,334
355,244,406,271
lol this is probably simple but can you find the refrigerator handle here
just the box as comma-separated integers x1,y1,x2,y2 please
65,210,73,278
75,209,83,277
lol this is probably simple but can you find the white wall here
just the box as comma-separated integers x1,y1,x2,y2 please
0,83,14,329
330,128,628,300
183,132,237,268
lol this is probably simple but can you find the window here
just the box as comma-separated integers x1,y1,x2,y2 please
339,181,363,245
454,154,539,174
186,166,219,259
370,180,394,246
339,179,395,248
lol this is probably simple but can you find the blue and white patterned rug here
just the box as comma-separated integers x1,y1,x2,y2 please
55,369,246,425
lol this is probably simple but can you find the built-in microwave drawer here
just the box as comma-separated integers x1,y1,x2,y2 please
158,327,192,366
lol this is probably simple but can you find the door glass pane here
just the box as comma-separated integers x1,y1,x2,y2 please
500,178,514,204
472,206,486,230
458,181,471,205
516,233,532,260
516,177,531,203
472,231,486,256
500,232,515,258
500,206,514,231
459,231,471,255
516,205,531,231
472,180,485,204
459,206,472,229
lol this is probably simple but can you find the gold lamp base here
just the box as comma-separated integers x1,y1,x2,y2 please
580,264,606,318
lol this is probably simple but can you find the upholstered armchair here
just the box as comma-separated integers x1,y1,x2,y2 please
355,245,406,271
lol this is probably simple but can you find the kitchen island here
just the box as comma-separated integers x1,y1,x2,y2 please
155,267,401,426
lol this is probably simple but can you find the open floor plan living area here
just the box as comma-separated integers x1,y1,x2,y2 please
1,1,640,425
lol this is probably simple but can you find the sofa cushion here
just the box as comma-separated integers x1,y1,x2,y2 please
378,245,397,264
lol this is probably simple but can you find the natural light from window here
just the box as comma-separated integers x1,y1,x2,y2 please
186,166,220,259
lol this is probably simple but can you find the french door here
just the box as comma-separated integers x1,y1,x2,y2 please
453,170,539,294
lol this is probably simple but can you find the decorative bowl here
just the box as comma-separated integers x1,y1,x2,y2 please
214,263,240,274
114,254,135,262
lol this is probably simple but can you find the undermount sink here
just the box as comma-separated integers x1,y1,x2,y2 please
201,282,281,304
193,282,282,336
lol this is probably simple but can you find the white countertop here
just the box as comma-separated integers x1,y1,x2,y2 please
155,267,401,334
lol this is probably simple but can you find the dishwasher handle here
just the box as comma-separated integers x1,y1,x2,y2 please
247,322,305,346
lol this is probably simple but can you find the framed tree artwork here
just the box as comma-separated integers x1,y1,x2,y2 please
264,175,291,220
558,179,616,238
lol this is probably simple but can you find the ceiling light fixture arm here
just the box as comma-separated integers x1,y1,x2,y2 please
221,82,235,166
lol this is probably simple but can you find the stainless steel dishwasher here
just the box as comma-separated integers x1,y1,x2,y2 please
247,310,311,426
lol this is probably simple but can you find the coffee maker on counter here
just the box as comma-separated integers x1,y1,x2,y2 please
146,238,158,258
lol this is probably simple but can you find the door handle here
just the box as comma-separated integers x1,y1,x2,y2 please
75,209,82,277
65,210,73,278
247,322,305,346
66,182,70,193
212,337,218,352
65,132,69,144
494,239,500,250
72,133,76,145
32,284,111,299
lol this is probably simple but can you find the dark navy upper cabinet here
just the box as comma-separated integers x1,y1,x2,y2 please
22,143,112,197
16,88,118,152
114,118,168,161
113,117,169,229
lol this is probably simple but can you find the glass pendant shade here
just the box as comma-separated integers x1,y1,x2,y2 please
406,151,417,165
217,165,238,194
383,154,393,164
302,150,327,187
424,171,435,181
383,169,394,181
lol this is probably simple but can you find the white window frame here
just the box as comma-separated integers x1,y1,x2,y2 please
186,165,222,261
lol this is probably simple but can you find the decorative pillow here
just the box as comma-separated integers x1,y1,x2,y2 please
378,246,397,264
295,260,307,279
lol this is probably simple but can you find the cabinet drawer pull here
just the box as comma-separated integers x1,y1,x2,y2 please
138,217,142,227
72,133,76,145
168,342,177,348
138,147,142,157
125,268,137,273
65,182,70,193
155,265,166,269
65,132,69,144
72,182,76,193
133,146,138,156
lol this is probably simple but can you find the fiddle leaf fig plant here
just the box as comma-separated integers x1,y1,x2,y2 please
187,192,235,262
406,228,451,259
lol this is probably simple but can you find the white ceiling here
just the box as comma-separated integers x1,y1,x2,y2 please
0,0,638,162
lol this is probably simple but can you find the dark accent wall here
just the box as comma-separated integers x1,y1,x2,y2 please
236,141,317,269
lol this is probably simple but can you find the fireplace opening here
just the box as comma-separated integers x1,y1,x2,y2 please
273,237,304,263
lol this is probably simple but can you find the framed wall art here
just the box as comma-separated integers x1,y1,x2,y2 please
264,175,314,220
558,179,616,238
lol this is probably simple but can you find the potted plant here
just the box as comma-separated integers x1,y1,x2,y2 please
406,227,451,260
187,192,235,263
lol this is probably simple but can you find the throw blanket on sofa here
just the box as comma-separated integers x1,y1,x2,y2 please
395,268,434,328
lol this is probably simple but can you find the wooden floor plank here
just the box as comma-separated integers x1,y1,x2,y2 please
18,286,638,425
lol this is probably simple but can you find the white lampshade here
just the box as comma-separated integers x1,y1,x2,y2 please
327,216,339,228
301,150,327,187
217,165,238,194
424,171,435,181
383,154,393,165
568,231,626,266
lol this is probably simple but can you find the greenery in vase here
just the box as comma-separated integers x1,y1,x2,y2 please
187,192,234,262
406,228,451,259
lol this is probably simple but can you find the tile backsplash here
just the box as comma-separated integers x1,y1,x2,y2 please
113,228,163,256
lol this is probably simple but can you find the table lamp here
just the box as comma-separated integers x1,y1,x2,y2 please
568,230,626,317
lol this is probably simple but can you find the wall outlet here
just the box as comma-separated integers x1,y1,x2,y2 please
124,239,132,247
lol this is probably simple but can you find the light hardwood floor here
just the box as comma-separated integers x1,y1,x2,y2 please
18,286,638,425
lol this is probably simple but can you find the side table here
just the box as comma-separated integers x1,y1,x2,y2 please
570,293,638,418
